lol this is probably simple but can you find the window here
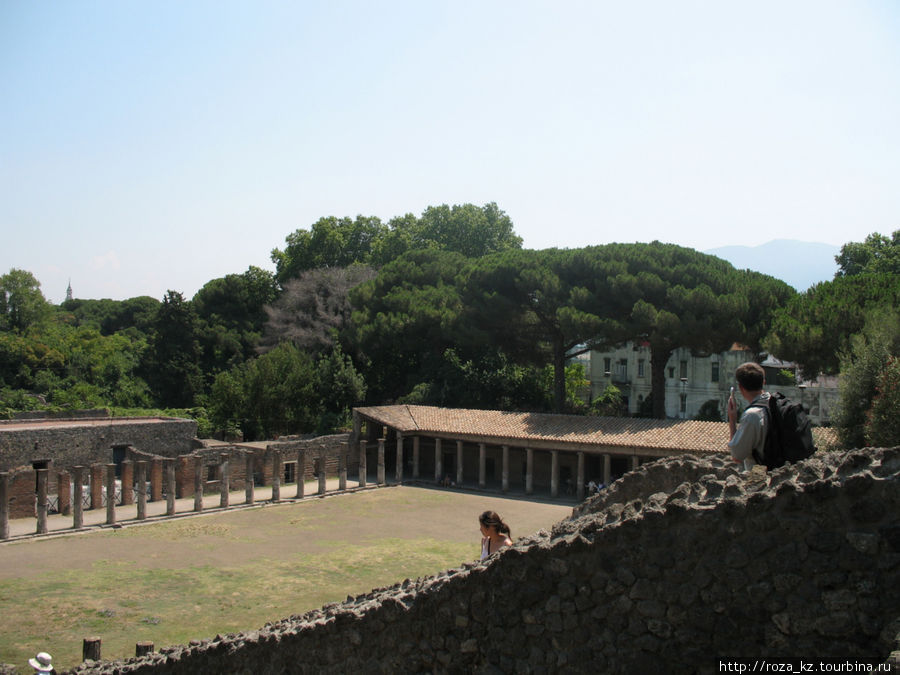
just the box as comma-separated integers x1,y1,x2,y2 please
603,357,611,375
283,461,296,484
616,358,627,380
638,359,645,378
206,465,217,482
680,393,687,414
680,360,688,379
711,361,720,383
668,367,675,379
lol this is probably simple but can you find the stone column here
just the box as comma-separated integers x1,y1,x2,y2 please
194,456,203,513
271,449,282,502
106,464,117,525
219,453,230,509
317,451,327,496
136,461,147,520
90,464,103,511
166,460,176,516
83,637,101,662
358,440,367,488
631,455,640,471
151,459,163,502
246,454,255,504
478,443,486,489
456,441,464,486
576,451,585,501
0,472,9,540
36,469,49,534
57,471,71,516
377,438,385,485
434,438,442,483
135,641,154,657
120,460,134,505
501,445,509,493
339,443,348,491
296,448,306,498
72,466,84,530
603,454,611,487
395,433,404,484
550,450,559,498
412,436,420,479
525,448,534,495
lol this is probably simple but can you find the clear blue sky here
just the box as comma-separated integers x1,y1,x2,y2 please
2,1,899,302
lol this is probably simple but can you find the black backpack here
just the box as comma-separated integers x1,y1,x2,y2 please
750,392,817,470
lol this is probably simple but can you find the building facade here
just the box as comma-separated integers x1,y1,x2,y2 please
586,342,838,424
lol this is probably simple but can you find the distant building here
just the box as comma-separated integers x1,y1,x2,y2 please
586,342,837,424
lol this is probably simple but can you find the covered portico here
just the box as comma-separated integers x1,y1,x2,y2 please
350,405,730,500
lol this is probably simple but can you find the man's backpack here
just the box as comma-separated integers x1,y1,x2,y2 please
750,392,817,470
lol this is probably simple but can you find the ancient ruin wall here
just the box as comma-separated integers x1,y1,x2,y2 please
68,447,900,674
0,418,198,471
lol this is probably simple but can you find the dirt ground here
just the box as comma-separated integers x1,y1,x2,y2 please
0,485,574,670
0,485,573,579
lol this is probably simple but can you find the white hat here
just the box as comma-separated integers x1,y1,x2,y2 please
28,652,53,672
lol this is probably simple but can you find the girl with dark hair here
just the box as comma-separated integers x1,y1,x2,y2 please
479,510,512,560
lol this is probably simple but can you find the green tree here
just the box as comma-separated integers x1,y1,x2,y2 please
409,202,521,259
349,249,468,403
208,368,247,439
608,244,793,418
272,216,387,284
835,230,900,277
864,355,900,447
459,248,619,413
591,383,624,417
764,272,900,376
144,291,203,407
460,244,787,417
0,268,52,333
61,296,159,337
314,345,367,433
194,266,279,377
832,310,900,449
272,203,522,284
238,342,318,439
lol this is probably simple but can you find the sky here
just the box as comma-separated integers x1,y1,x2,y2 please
2,1,899,303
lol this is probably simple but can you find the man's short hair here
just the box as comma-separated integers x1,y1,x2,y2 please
735,362,765,391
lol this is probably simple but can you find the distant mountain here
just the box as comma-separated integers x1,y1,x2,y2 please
705,239,840,291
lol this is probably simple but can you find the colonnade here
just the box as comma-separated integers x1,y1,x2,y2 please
0,442,356,540
368,431,644,501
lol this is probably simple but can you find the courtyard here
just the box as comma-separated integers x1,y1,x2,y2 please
0,483,572,671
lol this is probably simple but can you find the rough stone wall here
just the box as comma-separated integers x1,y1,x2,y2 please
65,447,899,674
0,418,198,471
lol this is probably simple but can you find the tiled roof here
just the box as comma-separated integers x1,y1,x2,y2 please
355,405,839,455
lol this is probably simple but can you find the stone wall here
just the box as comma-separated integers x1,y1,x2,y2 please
0,417,198,471
65,446,900,674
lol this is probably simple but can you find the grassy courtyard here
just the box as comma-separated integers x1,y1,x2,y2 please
0,486,572,671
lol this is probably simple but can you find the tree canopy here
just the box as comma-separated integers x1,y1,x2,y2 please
0,268,52,333
835,229,900,277
765,230,900,376
271,202,522,285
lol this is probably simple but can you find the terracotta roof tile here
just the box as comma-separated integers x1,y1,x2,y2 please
355,405,839,455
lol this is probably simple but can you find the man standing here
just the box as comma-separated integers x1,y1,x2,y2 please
727,362,770,471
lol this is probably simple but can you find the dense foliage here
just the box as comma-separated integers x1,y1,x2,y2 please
4,210,896,445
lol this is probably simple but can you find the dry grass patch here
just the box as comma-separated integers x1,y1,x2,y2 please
0,486,571,670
